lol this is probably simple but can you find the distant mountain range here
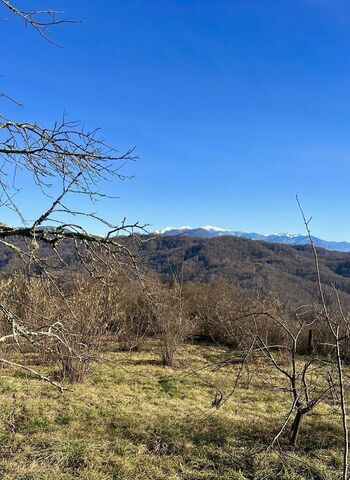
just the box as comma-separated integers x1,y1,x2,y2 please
155,225,350,252
3,231,350,307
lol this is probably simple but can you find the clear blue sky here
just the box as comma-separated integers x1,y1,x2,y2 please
2,0,350,240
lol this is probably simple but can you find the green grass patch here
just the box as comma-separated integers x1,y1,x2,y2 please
0,343,344,479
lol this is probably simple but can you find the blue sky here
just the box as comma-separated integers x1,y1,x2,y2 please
2,0,350,239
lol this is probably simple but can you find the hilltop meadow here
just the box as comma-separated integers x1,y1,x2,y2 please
1,2,350,479
0,341,344,480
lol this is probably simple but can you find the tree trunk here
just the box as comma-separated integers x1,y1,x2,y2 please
290,410,304,446
307,329,314,355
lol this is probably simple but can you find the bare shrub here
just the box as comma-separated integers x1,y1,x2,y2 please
52,278,108,382
152,281,190,367
0,274,114,382
116,285,153,351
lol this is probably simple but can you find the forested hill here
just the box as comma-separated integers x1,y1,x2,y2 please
2,233,350,308
137,235,350,308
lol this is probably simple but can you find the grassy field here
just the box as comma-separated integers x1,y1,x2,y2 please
0,342,344,480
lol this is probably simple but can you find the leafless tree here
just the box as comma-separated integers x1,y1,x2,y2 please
0,2,145,384
206,297,333,437
207,199,350,479
151,279,189,367
297,196,349,479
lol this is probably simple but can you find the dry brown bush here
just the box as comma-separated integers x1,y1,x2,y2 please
0,275,110,382
116,285,153,351
152,281,190,367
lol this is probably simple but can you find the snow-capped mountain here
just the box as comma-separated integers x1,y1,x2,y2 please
155,226,350,252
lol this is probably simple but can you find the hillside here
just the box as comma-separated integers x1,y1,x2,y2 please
3,234,350,308
138,235,350,308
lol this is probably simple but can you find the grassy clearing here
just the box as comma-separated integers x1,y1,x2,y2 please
0,342,344,479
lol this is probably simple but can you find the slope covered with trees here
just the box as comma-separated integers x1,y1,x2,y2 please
137,235,350,308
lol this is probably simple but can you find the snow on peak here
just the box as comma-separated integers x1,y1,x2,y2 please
156,225,231,234
155,226,305,238
272,233,301,238
155,225,192,234
202,225,231,232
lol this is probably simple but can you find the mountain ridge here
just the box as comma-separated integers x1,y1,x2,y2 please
155,226,350,252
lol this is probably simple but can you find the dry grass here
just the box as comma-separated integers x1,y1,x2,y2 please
0,341,344,479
